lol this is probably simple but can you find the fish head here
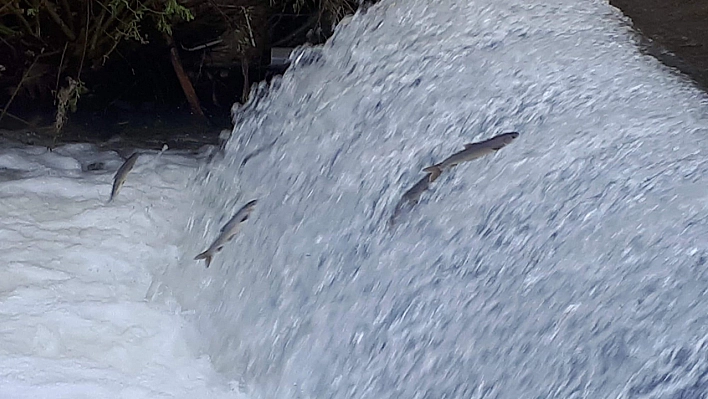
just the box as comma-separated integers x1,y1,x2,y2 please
502,132,520,144
489,132,520,150
238,199,258,221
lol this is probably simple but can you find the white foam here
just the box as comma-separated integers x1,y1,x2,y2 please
0,140,244,399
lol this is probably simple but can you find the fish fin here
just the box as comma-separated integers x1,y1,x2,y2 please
463,143,475,149
194,251,213,268
422,165,441,182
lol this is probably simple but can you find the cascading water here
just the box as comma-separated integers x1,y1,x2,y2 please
155,0,708,397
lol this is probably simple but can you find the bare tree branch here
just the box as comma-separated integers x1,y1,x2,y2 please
42,0,76,41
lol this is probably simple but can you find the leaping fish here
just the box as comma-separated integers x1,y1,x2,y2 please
108,152,140,202
195,199,258,268
422,132,519,182
388,175,434,227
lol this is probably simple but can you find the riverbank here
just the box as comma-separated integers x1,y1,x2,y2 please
610,0,708,90
2,1,707,150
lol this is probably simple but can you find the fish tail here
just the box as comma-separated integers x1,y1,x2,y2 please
194,251,213,268
422,165,442,182
109,180,123,202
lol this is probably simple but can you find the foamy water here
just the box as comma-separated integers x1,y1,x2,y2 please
2,0,707,398
157,0,708,398
0,141,242,398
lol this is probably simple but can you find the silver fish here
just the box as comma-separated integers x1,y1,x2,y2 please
422,132,519,182
108,152,139,202
195,199,258,268
388,175,433,227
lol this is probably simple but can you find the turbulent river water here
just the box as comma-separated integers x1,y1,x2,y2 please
154,0,708,398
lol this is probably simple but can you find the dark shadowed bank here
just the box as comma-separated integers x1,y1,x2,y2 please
610,0,708,90
1,0,707,151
